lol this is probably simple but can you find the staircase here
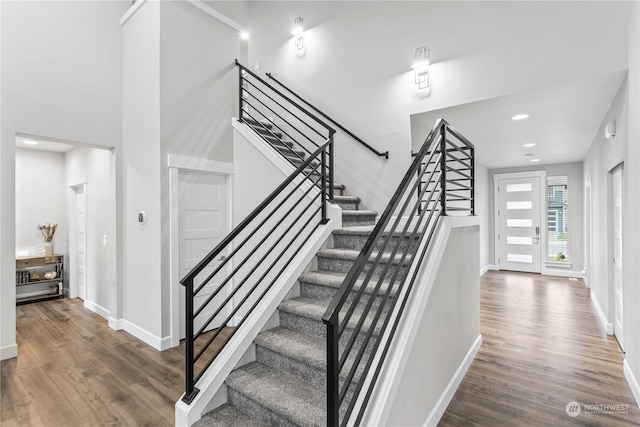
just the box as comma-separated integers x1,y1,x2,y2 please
193,121,411,426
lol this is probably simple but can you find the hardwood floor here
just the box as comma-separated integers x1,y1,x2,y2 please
1,298,231,427
3,272,639,426
440,271,640,426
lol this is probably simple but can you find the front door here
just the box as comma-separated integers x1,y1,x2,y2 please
495,173,543,273
178,171,229,339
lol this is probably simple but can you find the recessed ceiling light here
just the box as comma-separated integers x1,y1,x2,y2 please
523,143,536,147
240,32,249,40
23,140,39,145
531,158,541,163
512,114,529,121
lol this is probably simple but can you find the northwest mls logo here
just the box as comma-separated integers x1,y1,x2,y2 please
566,401,581,417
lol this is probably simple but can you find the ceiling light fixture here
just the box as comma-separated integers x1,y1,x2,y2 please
240,31,249,40
605,120,616,139
531,158,541,163
512,114,529,121
412,46,430,90
23,140,39,145
292,17,304,55
523,143,536,147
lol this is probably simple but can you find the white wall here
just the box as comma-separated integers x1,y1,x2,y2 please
488,162,584,275
475,164,490,272
121,0,163,343
159,0,248,336
66,147,115,315
624,1,640,404
247,1,629,213
1,0,126,359
15,149,67,255
386,224,480,425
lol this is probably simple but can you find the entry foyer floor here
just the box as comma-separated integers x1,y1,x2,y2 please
1,271,639,426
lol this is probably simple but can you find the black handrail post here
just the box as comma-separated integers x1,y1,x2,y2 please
470,146,475,215
439,125,448,216
238,65,244,122
326,317,340,427
321,147,328,224
329,132,335,202
182,278,199,404
417,161,423,215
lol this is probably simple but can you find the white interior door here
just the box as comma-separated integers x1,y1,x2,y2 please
72,185,88,301
178,171,229,339
612,165,623,349
496,174,543,273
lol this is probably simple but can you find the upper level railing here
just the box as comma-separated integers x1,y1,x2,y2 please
266,72,389,160
322,119,474,426
236,60,336,199
180,61,337,404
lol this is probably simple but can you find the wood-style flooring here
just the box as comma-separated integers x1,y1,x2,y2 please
440,271,640,426
2,272,639,426
1,299,231,427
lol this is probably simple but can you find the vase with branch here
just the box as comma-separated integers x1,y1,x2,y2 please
38,223,57,255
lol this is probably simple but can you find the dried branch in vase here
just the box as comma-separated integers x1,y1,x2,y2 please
38,223,57,242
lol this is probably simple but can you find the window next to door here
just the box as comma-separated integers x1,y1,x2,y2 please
547,176,571,268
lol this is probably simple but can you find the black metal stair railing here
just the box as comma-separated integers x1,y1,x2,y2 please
322,119,474,426
265,72,389,160
180,62,337,404
236,60,336,199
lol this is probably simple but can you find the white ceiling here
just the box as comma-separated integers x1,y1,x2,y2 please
410,70,627,169
15,136,75,153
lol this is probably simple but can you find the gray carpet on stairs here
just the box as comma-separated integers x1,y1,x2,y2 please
196,122,405,426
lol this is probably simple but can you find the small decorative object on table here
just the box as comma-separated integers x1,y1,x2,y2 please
44,271,57,280
38,223,57,255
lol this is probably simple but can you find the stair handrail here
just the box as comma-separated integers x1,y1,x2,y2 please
266,72,389,160
322,119,474,426
180,136,334,404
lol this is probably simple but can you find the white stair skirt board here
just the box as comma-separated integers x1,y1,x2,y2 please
355,216,481,427
624,360,640,410
174,210,339,427
591,292,614,335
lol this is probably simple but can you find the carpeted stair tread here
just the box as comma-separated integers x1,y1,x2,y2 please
255,327,325,371
194,403,268,427
226,362,325,427
299,270,399,298
341,209,377,217
243,118,273,130
317,248,413,265
279,297,385,336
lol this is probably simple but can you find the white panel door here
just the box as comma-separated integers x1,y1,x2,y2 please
612,165,623,349
178,171,229,339
497,176,542,273
73,185,88,301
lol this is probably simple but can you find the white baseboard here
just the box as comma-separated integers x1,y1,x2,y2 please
624,360,640,409
480,264,496,276
109,317,124,330
84,300,110,320
122,320,172,351
543,269,584,279
424,334,483,427
0,343,18,360
590,293,613,335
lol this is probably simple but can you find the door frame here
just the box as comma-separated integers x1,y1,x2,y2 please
68,179,88,300
609,162,624,349
168,155,234,348
584,177,593,288
493,170,546,272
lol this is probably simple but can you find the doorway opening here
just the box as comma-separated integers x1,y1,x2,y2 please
610,163,624,351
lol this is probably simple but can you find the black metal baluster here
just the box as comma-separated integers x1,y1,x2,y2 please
326,317,340,427
182,278,199,404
